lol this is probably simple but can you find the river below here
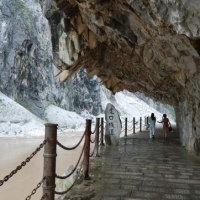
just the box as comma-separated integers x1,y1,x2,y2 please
0,131,85,200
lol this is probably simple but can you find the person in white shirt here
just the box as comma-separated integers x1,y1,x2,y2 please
148,113,156,139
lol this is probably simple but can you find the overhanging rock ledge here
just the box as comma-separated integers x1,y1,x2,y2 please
41,0,200,153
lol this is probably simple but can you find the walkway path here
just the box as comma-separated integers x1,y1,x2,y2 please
63,124,200,200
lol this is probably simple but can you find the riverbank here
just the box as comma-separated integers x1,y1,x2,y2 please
0,131,84,200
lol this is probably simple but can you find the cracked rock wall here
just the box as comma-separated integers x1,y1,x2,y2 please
50,0,200,153
0,0,102,118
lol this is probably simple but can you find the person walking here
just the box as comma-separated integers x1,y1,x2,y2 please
158,114,171,140
148,113,156,139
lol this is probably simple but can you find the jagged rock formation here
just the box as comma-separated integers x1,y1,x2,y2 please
46,0,200,153
0,0,102,117
0,0,166,120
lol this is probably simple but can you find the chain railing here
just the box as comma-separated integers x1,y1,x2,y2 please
0,137,49,199
25,177,46,200
0,139,48,187
56,138,85,179
103,116,147,137
100,118,104,146
0,118,103,200
120,116,148,136
0,116,147,200
44,118,102,199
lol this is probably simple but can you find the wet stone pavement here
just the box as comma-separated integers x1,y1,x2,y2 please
63,125,200,200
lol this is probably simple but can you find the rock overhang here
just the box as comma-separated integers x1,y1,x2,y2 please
49,0,200,108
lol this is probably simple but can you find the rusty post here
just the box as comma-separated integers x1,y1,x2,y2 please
83,119,91,179
95,118,100,156
140,117,142,132
125,117,127,137
133,117,135,134
43,123,57,200
100,117,104,146
146,116,149,130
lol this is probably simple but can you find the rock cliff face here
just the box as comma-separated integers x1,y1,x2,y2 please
0,0,102,117
48,0,200,153
0,0,166,121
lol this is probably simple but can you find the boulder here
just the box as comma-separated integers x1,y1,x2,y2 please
105,103,122,146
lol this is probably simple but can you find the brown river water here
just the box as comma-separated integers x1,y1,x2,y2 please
0,131,85,200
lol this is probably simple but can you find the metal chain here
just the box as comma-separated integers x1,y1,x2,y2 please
135,122,140,128
91,123,100,143
90,123,100,156
55,161,84,195
0,139,48,187
121,128,125,132
57,132,84,150
90,136,95,143
127,124,133,128
89,143,96,157
56,144,85,179
90,130,97,143
25,177,46,200
40,193,47,200
91,125,97,134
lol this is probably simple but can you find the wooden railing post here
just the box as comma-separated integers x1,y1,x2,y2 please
125,117,127,137
100,117,104,146
43,123,58,200
140,117,142,132
83,119,91,179
133,117,135,134
95,118,100,156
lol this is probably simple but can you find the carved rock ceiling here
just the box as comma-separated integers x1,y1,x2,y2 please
53,0,200,106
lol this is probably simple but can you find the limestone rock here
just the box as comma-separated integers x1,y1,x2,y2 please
50,0,200,152
0,0,103,118
105,103,122,146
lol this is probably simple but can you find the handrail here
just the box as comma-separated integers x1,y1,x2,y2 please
0,116,148,200
57,132,85,150
25,177,46,200
55,144,85,179
0,139,49,199
55,161,84,195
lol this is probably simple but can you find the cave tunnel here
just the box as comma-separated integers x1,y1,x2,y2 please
43,0,200,154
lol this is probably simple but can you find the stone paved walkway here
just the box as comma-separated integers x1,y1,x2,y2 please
63,124,200,200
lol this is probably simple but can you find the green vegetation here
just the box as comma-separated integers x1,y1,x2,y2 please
9,0,26,12
46,7,57,16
